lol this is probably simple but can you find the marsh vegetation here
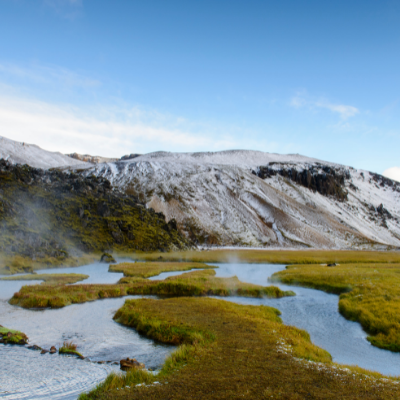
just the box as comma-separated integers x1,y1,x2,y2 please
79,297,400,400
271,262,400,352
9,263,293,309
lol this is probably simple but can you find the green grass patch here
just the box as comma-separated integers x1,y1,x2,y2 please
9,264,293,309
121,249,400,265
79,297,400,400
271,263,400,352
0,325,28,345
109,261,215,278
59,341,84,358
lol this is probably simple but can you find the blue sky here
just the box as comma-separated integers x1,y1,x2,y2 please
0,0,400,178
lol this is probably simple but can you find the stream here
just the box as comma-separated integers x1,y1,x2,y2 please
1,261,399,399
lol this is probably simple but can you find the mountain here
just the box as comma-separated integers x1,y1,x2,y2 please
0,136,88,169
76,150,400,249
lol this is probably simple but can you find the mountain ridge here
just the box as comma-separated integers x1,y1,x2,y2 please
1,136,399,250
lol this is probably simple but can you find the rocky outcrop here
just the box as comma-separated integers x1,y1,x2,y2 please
67,153,118,164
0,159,192,268
120,357,145,371
100,253,116,263
253,163,349,201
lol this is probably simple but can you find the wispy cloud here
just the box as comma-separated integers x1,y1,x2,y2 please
0,62,100,89
43,0,83,19
383,167,400,183
290,93,359,119
0,94,280,157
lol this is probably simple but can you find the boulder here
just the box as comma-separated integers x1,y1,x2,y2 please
41,349,49,354
28,345,42,351
327,263,337,267
50,346,57,354
120,357,145,371
100,253,116,263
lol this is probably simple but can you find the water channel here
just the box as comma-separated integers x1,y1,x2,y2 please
1,261,399,399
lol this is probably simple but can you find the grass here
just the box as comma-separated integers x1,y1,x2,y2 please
120,269,295,298
59,340,84,358
109,261,215,278
120,249,400,265
9,265,294,309
270,263,400,352
0,325,28,345
79,297,400,400
0,253,97,276
1,273,89,285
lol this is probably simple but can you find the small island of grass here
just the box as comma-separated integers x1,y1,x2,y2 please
1,273,89,285
9,263,294,309
109,261,215,278
0,325,28,345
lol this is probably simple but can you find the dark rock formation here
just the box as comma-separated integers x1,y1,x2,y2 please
0,159,192,268
120,357,145,370
100,253,116,263
253,163,349,201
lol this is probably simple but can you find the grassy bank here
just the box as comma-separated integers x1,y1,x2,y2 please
271,263,400,352
79,297,400,400
9,267,293,309
1,273,89,285
0,325,28,345
123,249,400,265
109,261,214,278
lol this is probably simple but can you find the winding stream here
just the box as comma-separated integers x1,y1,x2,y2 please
1,261,399,399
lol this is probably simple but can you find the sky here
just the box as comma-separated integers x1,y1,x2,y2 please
0,0,400,180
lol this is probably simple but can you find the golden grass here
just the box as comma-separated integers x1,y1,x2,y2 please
79,297,400,400
9,266,293,309
0,253,97,275
109,261,215,278
1,273,89,285
271,263,400,352
120,249,400,265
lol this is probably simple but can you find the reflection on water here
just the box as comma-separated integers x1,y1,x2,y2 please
213,263,400,377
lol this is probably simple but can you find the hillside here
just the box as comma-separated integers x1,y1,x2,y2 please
0,136,88,169
0,159,191,273
77,150,400,249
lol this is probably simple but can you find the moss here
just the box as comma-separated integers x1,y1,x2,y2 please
0,161,192,275
0,326,28,345
79,298,400,400
109,261,215,279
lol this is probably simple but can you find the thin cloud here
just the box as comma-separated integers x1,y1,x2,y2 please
290,93,359,119
43,0,83,19
0,62,100,89
383,167,400,183
0,94,279,157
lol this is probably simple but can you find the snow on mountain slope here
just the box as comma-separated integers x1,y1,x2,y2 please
79,150,400,249
0,136,89,169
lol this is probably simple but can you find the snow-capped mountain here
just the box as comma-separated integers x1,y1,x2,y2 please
0,136,88,169
77,150,400,249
